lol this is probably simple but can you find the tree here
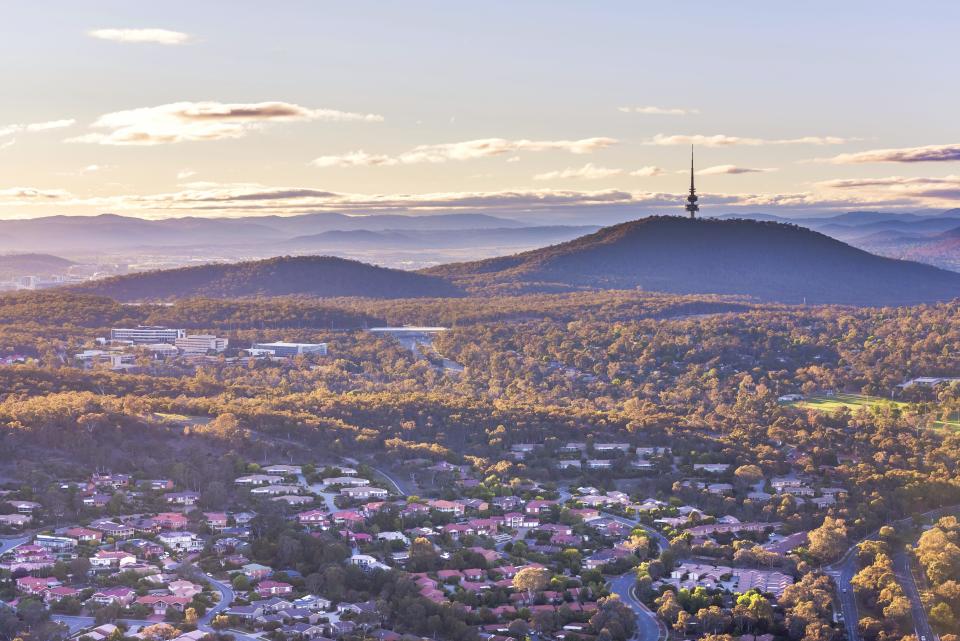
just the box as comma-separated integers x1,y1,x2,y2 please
589,596,636,641
141,623,179,641
197,413,248,446
930,602,958,633
807,517,847,563
674,611,692,636
655,590,681,625
513,566,551,598
734,464,764,485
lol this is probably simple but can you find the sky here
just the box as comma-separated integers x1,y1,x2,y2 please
1,0,959,221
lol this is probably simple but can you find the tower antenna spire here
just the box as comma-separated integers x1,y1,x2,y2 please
685,145,699,218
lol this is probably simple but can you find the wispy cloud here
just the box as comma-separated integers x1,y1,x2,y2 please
312,137,617,167
83,185,645,215
0,119,76,138
26,119,77,132
631,166,665,177
817,174,960,201
534,164,623,181
312,151,396,168
0,187,72,200
647,134,849,147
698,164,777,175
823,143,960,164
6,180,948,218
534,163,664,181
177,169,197,180
88,28,191,45
69,101,383,146
618,106,699,116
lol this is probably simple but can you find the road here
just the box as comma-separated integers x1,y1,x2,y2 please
556,486,670,553
51,615,156,634
827,505,959,641
894,552,938,641
0,535,30,555
199,574,263,641
830,551,861,641
370,466,406,495
199,574,235,629
609,572,666,641
297,474,336,512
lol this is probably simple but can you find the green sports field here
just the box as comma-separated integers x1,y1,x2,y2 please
786,393,910,413
786,393,960,432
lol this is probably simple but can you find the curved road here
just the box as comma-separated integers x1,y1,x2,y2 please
556,486,669,641
199,574,263,641
609,572,666,641
556,486,671,553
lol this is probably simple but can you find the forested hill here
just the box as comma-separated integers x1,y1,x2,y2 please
71,255,463,301
424,216,960,305
0,253,75,278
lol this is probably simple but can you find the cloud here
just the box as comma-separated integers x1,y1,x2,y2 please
8,179,952,219
0,119,76,138
647,134,849,147
618,106,699,116
72,184,649,215
630,166,665,177
0,187,71,200
824,143,960,164
534,163,622,181
69,101,383,145
698,165,777,175
534,163,665,181
88,28,190,45
312,150,397,168
312,137,617,167
817,174,960,201
0,139,14,151
177,169,197,180
25,119,76,131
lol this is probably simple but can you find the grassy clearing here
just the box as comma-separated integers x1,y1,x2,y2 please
787,393,910,413
151,412,212,425
787,394,960,433
931,418,960,432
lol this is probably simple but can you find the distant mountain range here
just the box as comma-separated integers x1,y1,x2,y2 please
426,217,960,305
72,255,462,301
0,213,530,253
283,225,599,250
5,210,960,275
68,217,960,306
851,224,960,272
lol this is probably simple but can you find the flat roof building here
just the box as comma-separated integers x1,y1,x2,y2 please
250,342,328,358
175,335,229,354
111,326,185,344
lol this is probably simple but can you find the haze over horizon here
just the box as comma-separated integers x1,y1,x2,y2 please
2,1,959,224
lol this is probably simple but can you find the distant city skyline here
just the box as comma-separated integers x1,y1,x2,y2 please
1,1,958,220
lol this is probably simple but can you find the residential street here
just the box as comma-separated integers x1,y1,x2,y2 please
0,535,30,555
609,572,666,641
